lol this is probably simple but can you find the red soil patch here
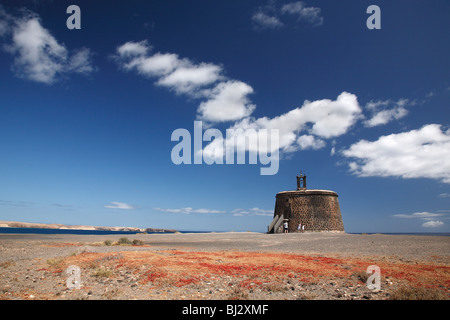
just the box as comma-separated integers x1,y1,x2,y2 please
53,249,450,291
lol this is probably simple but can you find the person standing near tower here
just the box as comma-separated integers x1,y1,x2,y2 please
283,220,289,233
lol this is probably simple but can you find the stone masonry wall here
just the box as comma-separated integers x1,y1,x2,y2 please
273,190,344,232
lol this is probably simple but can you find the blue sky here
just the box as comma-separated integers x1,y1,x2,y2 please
0,0,449,233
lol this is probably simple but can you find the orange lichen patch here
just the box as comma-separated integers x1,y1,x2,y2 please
47,249,450,291
175,276,202,287
143,269,168,283
376,262,450,288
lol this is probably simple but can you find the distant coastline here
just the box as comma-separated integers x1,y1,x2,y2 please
0,220,177,234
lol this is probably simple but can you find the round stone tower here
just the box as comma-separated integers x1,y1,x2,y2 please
268,173,345,233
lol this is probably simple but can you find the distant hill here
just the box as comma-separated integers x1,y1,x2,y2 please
0,220,177,233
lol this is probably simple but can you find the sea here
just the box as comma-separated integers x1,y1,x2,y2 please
0,227,448,236
0,227,212,235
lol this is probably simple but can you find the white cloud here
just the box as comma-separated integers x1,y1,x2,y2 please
294,92,362,138
364,108,408,127
0,9,94,84
232,208,273,217
439,193,450,198
115,41,222,92
197,80,256,122
252,11,284,30
136,53,182,77
116,42,182,78
104,202,136,210
116,40,151,58
157,63,223,94
67,47,95,75
0,19,8,36
115,40,255,123
221,92,361,154
297,135,325,150
252,1,324,31
330,146,336,156
115,42,364,163
8,17,67,83
154,207,225,214
365,100,390,111
119,45,370,176
393,211,446,228
342,124,450,183
422,220,444,228
0,5,12,37
392,212,445,219
363,98,413,127
281,1,324,27
155,207,272,216
200,92,360,164
251,1,284,30
393,212,446,228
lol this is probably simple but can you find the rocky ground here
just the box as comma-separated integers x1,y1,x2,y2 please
0,232,449,300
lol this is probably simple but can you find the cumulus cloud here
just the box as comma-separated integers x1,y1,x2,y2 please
122,37,440,185
342,124,450,183
251,0,283,30
364,108,407,127
221,92,361,154
422,220,444,228
297,135,326,150
281,1,324,27
116,40,151,58
0,8,94,84
393,211,446,228
363,98,413,127
157,63,223,94
251,1,324,30
67,47,95,75
114,40,364,156
114,40,255,123
154,207,225,214
115,41,214,87
104,202,136,210
0,5,12,36
252,11,284,30
199,91,361,167
198,81,256,122
115,41,364,166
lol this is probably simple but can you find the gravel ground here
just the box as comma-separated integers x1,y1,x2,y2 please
0,232,449,300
